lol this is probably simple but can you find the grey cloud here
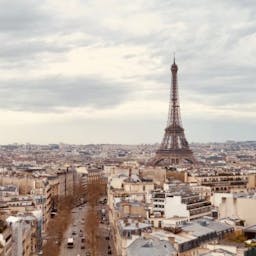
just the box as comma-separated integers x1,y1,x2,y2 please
0,40,68,62
0,76,131,112
0,0,53,35
0,0,63,66
0,1,111,66
137,62,256,110
0,0,255,143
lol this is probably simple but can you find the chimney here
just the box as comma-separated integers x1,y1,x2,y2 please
129,168,132,181
168,237,175,244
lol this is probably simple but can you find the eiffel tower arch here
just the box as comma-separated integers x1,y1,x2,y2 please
150,58,196,166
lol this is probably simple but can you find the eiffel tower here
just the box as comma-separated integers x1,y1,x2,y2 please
151,58,195,166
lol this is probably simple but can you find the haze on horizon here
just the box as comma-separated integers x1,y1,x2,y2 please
0,0,255,145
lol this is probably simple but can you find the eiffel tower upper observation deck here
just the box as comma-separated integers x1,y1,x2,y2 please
151,58,196,166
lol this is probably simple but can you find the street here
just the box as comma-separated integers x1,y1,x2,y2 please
59,203,113,256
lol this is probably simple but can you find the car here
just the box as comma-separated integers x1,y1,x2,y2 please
55,240,60,246
72,231,76,235
108,250,112,255
79,233,83,237
85,252,91,256
81,244,85,249
81,237,85,243
105,236,110,240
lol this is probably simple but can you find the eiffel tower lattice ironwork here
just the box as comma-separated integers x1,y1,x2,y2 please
151,58,195,166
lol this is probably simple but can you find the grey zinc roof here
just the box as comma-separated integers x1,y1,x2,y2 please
182,222,214,237
245,225,256,233
127,237,177,256
205,220,232,233
182,218,233,237
119,220,151,231
199,248,236,256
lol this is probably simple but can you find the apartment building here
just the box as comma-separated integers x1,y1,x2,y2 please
107,167,239,256
150,217,234,256
6,215,39,256
185,171,248,192
122,175,154,203
211,192,256,226
0,220,12,256
56,168,75,197
108,173,154,210
108,170,156,255
117,201,147,219
115,218,152,255
152,190,212,222
114,216,234,256
152,180,212,221
0,185,19,197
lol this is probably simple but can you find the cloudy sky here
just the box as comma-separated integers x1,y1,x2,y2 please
0,0,255,144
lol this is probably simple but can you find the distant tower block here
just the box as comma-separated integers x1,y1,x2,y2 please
151,58,196,166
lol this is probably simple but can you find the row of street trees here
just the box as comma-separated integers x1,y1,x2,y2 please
43,184,84,255
43,175,107,256
84,178,107,256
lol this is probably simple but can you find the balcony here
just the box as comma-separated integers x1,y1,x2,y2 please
230,181,247,185
182,196,201,204
152,193,165,199
187,201,211,210
189,206,212,216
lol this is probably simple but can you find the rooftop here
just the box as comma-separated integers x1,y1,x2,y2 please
119,219,151,232
127,237,176,256
199,248,236,256
244,225,256,233
182,218,233,237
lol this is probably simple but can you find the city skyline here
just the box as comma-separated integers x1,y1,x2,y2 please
0,0,255,144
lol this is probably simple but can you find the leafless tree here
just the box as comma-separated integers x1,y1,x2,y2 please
84,177,107,256
166,171,185,182
43,184,83,256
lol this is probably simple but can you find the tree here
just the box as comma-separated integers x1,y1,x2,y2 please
43,183,83,256
84,177,107,256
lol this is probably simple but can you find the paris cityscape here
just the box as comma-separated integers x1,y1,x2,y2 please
0,1,256,256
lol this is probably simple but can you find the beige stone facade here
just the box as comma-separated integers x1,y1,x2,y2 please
0,223,12,256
